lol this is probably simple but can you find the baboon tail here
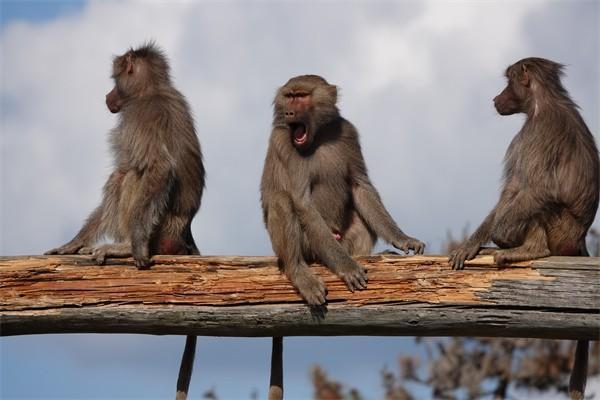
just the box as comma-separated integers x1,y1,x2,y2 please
176,335,197,400
569,339,588,400
268,336,284,400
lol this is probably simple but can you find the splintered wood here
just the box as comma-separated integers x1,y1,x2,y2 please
1,255,549,309
0,255,598,339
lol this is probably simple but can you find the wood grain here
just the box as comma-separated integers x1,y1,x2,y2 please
1,255,598,339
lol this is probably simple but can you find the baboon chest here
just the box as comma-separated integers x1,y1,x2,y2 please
307,159,351,225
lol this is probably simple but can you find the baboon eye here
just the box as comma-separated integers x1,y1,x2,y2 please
286,92,309,99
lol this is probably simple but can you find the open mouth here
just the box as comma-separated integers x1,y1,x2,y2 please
290,123,308,145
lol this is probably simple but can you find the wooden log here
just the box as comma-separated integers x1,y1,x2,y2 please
0,255,598,339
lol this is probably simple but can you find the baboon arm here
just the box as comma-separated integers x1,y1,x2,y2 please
46,170,125,255
464,186,520,246
44,205,104,255
466,209,496,246
468,181,545,246
260,142,288,204
349,154,412,246
75,170,124,241
352,179,409,244
75,206,104,242
491,186,546,238
262,142,357,267
77,169,127,242
294,194,358,265
129,165,174,248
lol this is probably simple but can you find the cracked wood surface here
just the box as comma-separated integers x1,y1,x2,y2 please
0,255,598,338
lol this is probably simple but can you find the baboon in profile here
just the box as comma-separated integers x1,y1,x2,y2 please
45,43,204,400
261,75,425,399
448,58,599,399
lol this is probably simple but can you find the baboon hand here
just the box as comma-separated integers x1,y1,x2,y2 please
293,269,328,306
132,244,152,269
336,260,368,292
394,237,425,255
448,242,480,270
44,239,85,255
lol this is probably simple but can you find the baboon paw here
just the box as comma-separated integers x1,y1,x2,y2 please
395,237,426,255
78,247,94,255
448,244,479,270
132,245,151,269
338,263,368,292
412,239,426,255
45,240,84,255
448,252,464,270
448,250,464,270
294,273,327,306
92,248,107,265
478,248,499,255
493,251,509,266
301,286,328,306
134,256,152,269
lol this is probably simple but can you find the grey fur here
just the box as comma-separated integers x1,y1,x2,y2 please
261,74,425,306
261,75,425,400
45,43,204,400
448,58,599,399
449,58,599,269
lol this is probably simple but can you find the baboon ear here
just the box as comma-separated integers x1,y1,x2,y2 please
126,53,135,75
520,64,530,87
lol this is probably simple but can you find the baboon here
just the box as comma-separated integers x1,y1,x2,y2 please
45,43,204,400
448,58,599,399
261,75,425,399
261,75,424,305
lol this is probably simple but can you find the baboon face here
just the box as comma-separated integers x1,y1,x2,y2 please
494,62,530,116
274,75,339,151
105,46,170,114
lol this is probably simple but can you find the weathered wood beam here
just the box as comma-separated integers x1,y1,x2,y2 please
0,255,598,339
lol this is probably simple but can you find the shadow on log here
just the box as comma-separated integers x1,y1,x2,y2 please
0,255,598,339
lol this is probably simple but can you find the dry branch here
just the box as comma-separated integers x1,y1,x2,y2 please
0,255,598,339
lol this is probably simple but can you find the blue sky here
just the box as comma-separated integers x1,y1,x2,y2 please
1,1,598,399
0,0,85,27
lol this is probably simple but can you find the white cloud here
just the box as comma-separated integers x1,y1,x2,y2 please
2,1,597,254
